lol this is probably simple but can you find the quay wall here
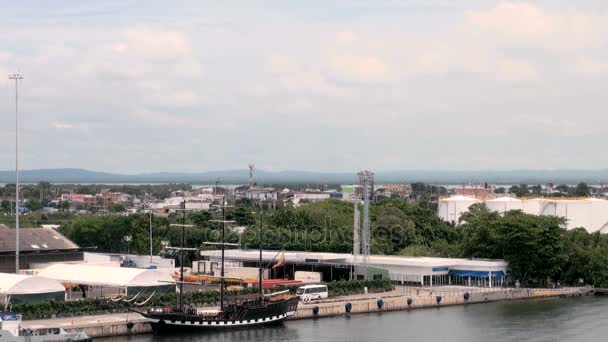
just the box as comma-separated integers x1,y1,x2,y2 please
63,318,152,338
290,287,593,320
27,286,594,338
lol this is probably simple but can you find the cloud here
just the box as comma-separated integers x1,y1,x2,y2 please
52,122,74,129
466,1,558,37
268,55,349,97
113,26,193,60
575,56,608,76
328,54,390,83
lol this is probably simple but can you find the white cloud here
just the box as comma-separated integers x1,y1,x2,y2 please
115,26,193,60
268,55,349,97
328,54,390,83
52,122,74,129
495,59,539,82
466,1,558,37
575,56,608,76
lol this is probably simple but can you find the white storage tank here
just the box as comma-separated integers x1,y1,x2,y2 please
590,198,608,233
437,196,480,224
485,197,524,213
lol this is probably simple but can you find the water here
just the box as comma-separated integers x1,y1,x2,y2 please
97,296,608,342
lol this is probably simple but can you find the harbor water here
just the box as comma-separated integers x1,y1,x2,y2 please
97,295,608,342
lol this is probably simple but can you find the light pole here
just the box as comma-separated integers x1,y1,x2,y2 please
149,202,153,264
9,72,23,274
124,235,132,254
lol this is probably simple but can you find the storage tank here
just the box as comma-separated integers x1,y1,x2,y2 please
556,199,592,230
485,197,524,213
590,198,608,233
437,196,480,224
523,198,608,233
522,198,545,216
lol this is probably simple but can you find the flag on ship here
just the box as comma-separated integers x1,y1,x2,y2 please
272,249,285,269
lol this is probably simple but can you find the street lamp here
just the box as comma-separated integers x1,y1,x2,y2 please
124,235,132,254
9,72,23,274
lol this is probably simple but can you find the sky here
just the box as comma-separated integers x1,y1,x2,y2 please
1,0,608,174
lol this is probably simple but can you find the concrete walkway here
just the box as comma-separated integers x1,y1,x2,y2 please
22,312,146,330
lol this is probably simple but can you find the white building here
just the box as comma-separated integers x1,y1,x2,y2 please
292,193,330,204
246,188,278,201
200,249,508,288
152,196,211,212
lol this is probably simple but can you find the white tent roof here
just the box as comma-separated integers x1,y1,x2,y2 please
37,264,174,287
0,273,64,295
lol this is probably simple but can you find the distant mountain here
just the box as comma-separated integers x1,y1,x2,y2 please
0,168,607,185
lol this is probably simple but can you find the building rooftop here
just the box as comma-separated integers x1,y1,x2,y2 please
0,224,80,254
200,249,507,270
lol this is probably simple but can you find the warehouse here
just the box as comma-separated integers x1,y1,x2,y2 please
36,263,174,299
199,249,508,288
0,273,65,305
0,224,84,273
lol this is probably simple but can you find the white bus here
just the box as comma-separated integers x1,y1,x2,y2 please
296,284,329,301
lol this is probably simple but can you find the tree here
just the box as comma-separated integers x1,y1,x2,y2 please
110,203,126,213
0,200,11,213
494,187,506,194
509,184,529,197
555,184,571,196
573,182,590,197
190,211,212,227
26,198,44,212
529,185,543,195
459,205,567,286
227,207,255,226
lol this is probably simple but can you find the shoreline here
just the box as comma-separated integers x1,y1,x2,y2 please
20,286,593,339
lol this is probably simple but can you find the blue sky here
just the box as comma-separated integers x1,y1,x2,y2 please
1,1,608,173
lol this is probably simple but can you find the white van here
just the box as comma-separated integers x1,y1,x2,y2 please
296,284,329,301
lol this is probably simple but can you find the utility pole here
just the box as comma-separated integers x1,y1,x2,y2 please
9,72,23,274
149,202,153,264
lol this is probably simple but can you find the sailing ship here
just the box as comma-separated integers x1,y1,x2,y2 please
141,202,299,331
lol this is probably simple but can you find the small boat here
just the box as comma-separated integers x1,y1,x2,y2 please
0,312,91,342
141,202,299,331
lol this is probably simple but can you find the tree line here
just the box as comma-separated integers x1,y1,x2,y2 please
57,196,608,287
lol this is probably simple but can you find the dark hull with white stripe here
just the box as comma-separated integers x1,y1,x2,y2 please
143,296,299,332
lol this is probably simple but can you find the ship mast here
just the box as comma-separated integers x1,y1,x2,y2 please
168,200,194,309
259,211,263,300
208,202,236,310
221,205,226,309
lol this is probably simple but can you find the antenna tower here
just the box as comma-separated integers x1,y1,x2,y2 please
357,170,374,266
248,163,255,191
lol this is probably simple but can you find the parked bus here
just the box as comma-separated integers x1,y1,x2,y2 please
296,284,329,301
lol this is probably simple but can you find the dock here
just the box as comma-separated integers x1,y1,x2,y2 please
19,286,594,338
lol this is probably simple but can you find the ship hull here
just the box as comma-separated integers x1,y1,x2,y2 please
143,297,299,333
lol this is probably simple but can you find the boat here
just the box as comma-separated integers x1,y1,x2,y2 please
0,311,91,342
141,201,299,331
